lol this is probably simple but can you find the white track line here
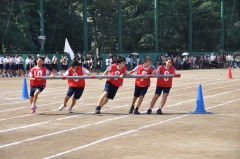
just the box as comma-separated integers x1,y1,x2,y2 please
0,78,237,111
0,94,239,149
42,99,240,159
214,114,240,117
1,72,236,99
0,82,239,122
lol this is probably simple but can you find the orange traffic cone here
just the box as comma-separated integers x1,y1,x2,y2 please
228,66,232,79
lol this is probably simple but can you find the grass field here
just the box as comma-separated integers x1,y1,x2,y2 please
0,69,239,159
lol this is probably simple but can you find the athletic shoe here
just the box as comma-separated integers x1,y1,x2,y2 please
95,106,101,114
157,109,163,114
146,109,152,114
68,108,73,113
58,104,66,111
134,109,140,114
31,105,37,114
129,106,134,113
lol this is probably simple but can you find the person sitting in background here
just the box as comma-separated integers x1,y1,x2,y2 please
188,55,192,69
44,55,52,72
0,54,4,75
75,52,84,66
226,54,234,68
51,54,59,75
211,53,217,69
60,55,68,75
182,55,187,70
202,54,208,69
217,54,223,69
17,54,25,77
192,55,196,69
30,56,35,68
96,54,103,75
126,55,131,71
9,55,16,77
176,55,181,70
25,56,31,76
89,53,95,73
83,56,88,69
235,54,240,68
105,56,112,67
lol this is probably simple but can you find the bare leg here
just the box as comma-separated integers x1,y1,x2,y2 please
159,93,168,109
32,89,41,105
131,97,138,106
30,97,34,104
63,96,71,106
101,97,109,107
70,98,77,108
150,94,160,108
98,91,108,107
136,96,144,108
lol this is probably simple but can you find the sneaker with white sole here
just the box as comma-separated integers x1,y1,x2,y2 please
31,105,37,114
58,104,66,111
68,108,73,113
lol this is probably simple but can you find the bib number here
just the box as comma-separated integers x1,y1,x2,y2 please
164,71,169,81
73,72,78,82
34,70,43,81
114,71,120,80
141,71,147,81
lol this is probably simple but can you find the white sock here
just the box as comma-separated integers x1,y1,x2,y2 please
149,108,152,110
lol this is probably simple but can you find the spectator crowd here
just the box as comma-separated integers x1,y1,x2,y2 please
0,52,239,77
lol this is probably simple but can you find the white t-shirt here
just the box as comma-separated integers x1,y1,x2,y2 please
126,57,130,64
192,57,196,64
10,58,16,64
4,58,10,64
136,58,139,65
44,58,51,64
105,58,112,66
227,55,233,61
0,57,4,64
29,59,34,65
211,55,216,61
18,57,24,64
235,55,240,62
25,59,30,65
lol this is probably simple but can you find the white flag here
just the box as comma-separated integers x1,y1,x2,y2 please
64,38,74,60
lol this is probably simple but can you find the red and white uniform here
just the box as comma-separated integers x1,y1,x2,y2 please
64,66,89,88
133,65,153,87
107,63,127,87
29,66,48,87
155,65,175,88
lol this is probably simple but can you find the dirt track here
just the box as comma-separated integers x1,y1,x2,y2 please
0,69,239,159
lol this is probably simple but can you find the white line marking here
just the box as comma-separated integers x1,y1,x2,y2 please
0,78,237,112
214,114,240,117
0,84,239,133
43,99,240,159
1,74,236,101
0,96,239,150
0,82,239,131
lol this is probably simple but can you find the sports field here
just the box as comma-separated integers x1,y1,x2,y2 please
0,69,239,159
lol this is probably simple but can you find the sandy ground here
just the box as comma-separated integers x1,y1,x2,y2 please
0,68,239,159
